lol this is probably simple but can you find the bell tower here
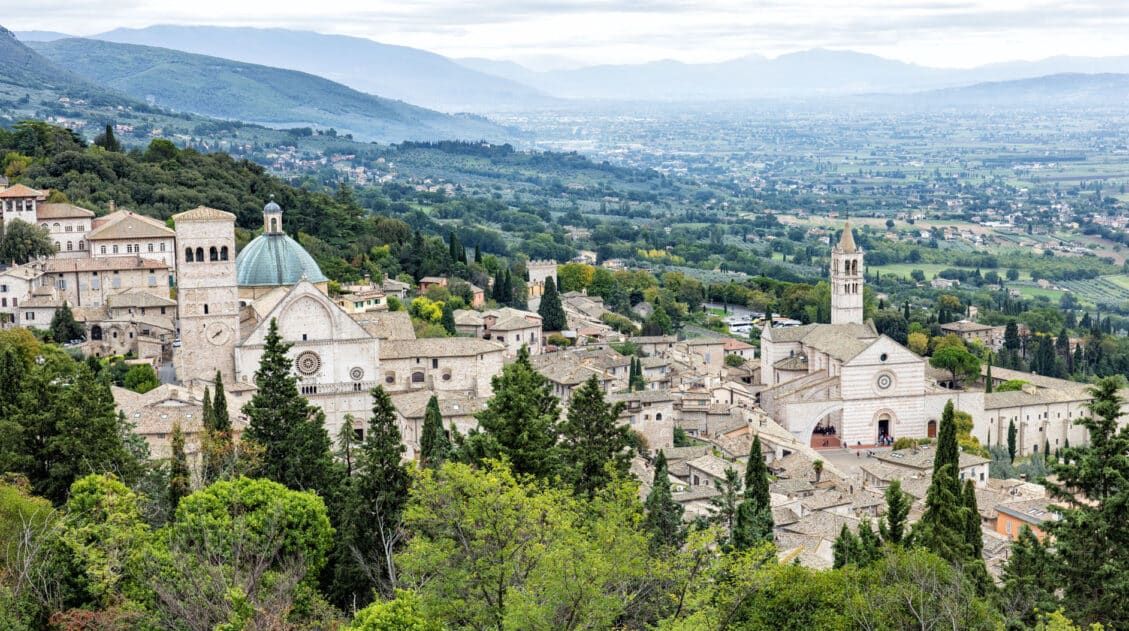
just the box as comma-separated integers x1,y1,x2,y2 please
830,222,864,325
173,206,239,386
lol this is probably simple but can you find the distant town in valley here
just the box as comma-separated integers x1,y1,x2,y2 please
1,7,1128,630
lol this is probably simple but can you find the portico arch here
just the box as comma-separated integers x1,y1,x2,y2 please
872,408,899,445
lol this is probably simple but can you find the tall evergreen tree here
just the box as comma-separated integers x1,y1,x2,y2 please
201,385,215,432
643,451,684,550
440,301,456,335
984,354,993,393
1044,377,1129,627
934,400,959,480
1001,525,1057,626
732,435,774,549
242,318,339,494
473,244,481,264
466,346,560,479
502,269,514,307
212,370,229,432
916,462,970,563
49,302,84,343
833,524,861,569
419,395,451,468
558,374,631,498
93,123,121,151
347,385,411,601
492,269,506,303
962,479,983,559
1004,321,1021,350
1007,419,1017,463
335,417,358,477
537,277,567,331
168,421,191,513
879,479,910,545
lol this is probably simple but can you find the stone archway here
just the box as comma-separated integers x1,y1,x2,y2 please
872,408,899,446
927,419,937,438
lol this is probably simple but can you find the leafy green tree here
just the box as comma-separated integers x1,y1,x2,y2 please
879,479,910,545
122,364,159,393
1045,377,1129,627
0,220,54,264
150,477,334,630
348,590,442,631
537,276,567,331
558,374,631,498
930,345,980,388
396,461,650,630
643,451,683,550
465,346,560,479
242,319,339,495
48,302,84,343
419,395,450,468
167,422,190,513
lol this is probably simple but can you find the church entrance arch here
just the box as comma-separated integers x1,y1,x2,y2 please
873,409,898,446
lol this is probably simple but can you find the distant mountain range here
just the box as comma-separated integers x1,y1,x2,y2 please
28,37,516,143
0,27,128,106
89,25,554,113
459,49,1129,101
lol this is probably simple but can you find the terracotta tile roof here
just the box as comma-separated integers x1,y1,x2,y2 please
88,213,174,241
380,337,504,360
37,203,95,219
0,184,45,198
45,256,167,273
172,206,236,222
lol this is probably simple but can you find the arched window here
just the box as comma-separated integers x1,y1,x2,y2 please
78,241,85,251
655,412,663,421
185,248,194,262
209,246,218,261
90,325,103,341
195,247,204,262
220,246,229,261
66,241,73,251
270,217,278,232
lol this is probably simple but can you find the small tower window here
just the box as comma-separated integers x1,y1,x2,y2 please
195,247,204,262
220,246,229,261
185,248,194,262
209,246,218,261
270,217,278,233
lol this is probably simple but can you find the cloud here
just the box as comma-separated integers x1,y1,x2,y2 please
4,0,1129,67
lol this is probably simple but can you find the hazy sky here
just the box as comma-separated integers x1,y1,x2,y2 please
5,0,1129,69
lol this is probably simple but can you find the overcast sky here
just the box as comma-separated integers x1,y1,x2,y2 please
6,0,1129,69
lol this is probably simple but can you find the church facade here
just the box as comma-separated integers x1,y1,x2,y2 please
171,200,509,442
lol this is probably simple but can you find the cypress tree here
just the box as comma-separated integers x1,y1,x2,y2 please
833,524,860,569
857,520,882,565
537,276,567,331
732,435,774,549
643,451,684,550
49,301,83,343
916,462,970,563
1008,419,1017,463
492,269,506,302
502,269,514,307
934,400,959,480
201,385,215,431
242,318,339,494
1001,525,1057,626
880,479,910,545
419,395,450,468
985,354,993,393
335,417,358,477
168,421,191,513
963,478,983,559
743,435,771,511
558,374,631,498
440,301,456,335
473,244,481,264
212,370,229,432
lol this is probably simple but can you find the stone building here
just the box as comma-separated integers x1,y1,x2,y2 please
526,259,558,298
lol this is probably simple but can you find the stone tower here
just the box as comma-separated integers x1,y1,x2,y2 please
830,222,864,325
173,206,239,385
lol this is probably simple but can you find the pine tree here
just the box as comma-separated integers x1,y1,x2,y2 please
877,480,909,547
212,370,229,431
467,346,560,479
242,318,339,494
1001,525,1057,626
558,374,631,498
643,451,684,550
963,479,983,559
1008,419,1017,463
537,276,567,331
1044,377,1129,626
168,421,191,513
419,395,450,468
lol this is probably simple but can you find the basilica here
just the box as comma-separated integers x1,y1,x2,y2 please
171,201,507,444
757,224,1096,455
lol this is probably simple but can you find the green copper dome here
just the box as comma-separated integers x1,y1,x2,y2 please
235,233,328,287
